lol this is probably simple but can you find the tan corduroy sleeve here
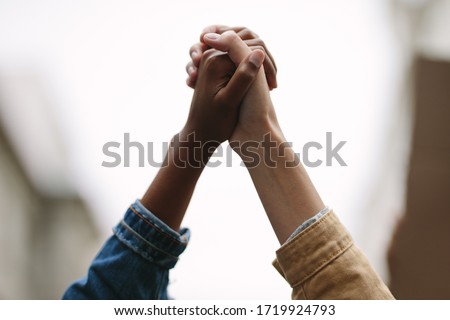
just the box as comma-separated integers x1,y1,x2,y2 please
273,211,394,299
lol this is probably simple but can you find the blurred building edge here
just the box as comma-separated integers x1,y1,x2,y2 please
388,0,450,299
388,57,450,299
0,75,101,299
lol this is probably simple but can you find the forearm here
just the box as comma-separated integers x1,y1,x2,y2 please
141,130,214,231
141,44,253,230
236,124,324,244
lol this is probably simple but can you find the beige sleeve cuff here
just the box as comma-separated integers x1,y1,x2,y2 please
273,211,394,300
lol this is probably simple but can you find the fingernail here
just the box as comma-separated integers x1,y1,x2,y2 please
191,51,198,59
187,66,195,75
249,52,264,68
204,33,220,40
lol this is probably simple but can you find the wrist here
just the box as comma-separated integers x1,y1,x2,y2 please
232,124,301,170
230,118,285,158
170,130,219,169
179,123,223,148
231,97,283,140
248,120,284,141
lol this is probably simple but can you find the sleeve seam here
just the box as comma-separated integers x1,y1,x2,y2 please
290,238,353,288
277,211,334,254
130,205,187,247
117,220,179,259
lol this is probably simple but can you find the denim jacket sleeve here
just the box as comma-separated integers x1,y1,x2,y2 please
62,200,190,300
273,210,394,299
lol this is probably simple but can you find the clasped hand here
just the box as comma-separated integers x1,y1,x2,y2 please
181,25,283,159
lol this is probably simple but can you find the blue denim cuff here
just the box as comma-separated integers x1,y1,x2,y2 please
285,207,330,244
113,199,190,269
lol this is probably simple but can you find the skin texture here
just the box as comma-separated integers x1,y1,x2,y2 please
144,25,324,244
188,27,325,244
141,40,265,231
187,25,278,90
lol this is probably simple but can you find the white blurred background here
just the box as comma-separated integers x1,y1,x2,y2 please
0,0,449,299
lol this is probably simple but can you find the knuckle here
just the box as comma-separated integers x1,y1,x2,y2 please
186,77,194,88
216,25,230,33
215,91,227,106
239,64,257,81
251,38,266,48
240,29,251,38
203,58,216,72
222,30,239,43
189,43,203,57
240,28,258,39
202,51,227,72
185,62,193,73
201,48,217,63
233,26,246,31
252,45,265,53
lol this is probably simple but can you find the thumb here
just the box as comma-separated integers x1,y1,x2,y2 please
203,31,252,67
216,49,265,110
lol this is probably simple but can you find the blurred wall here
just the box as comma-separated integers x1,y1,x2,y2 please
386,0,450,299
0,123,101,299
388,57,450,299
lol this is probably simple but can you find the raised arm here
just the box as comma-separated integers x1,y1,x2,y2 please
193,28,394,299
201,30,324,244
141,48,265,231
63,39,264,300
